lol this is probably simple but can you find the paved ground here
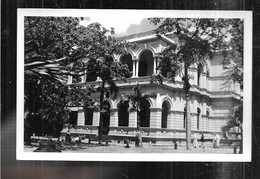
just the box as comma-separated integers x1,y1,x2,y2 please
24,139,236,154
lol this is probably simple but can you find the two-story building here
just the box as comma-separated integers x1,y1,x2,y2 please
62,30,242,141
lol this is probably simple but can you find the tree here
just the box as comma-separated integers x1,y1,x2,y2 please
24,17,131,142
221,105,243,152
121,83,156,147
149,18,241,150
220,19,244,153
221,19,243,90
84,23,133,144
24,16,91,141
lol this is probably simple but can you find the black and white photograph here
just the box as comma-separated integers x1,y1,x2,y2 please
17,9,252,161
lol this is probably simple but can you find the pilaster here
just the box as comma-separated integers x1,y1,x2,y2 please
150,108,162,128
77,109,85,126
129,110,137,128
136,60,139,77
92,111,100,126
201,73,207,89
110,108,118,127
132,61,136,77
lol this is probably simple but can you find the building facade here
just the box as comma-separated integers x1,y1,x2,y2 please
64,31,242,139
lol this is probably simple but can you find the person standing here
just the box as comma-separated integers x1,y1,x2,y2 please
193,133,198,148
213,134,217,148
201,133,205,152
216,134,220,148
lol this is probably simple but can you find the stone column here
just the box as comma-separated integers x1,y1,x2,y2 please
129,110,137,128
92,111,100,126
109,108,118,127
153,56,157,75
80,75,85,83
80,71,87,83
77,108,85,126
136,60,139,77
150,108,162,128
132,61,136,78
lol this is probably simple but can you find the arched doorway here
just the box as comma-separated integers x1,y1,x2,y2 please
101,101,111,135
161,101,170,128
120,53,133,78
140,98,150,127
139,50,154,77
117,101,129,126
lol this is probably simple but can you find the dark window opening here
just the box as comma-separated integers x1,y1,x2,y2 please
118,101,129,126
121,53,133,78
69,111,78,126
140,98,150,127
197,108,201,130
84,108,93,125
161,101,169,128
139,50,154,77
101,101,111,135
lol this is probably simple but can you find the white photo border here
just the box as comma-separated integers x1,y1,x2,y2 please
17,9,252,162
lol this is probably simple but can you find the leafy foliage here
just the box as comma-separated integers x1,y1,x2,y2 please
221,19,244,90
222,105,243,133
24,16,132,140
149,18,243,149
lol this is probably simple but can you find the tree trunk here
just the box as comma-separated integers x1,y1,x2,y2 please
135,101,142,147
184,66,191,150
185,93,191,150
98,80,105,144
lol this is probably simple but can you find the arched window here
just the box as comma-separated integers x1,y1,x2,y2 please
120,53,133,78
206,110,210,131
197,64,203,87
140,98,150,127
117,101,129,127
84,108,93,125
101,101,111,135
139,50,154,77
161,101,170,128
197,108,201,130
69,111,78,126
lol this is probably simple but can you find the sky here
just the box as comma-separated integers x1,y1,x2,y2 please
79,11,158,37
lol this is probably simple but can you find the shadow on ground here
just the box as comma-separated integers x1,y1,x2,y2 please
57,142,109,151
